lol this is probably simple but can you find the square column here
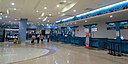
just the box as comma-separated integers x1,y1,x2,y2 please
19,19,27,43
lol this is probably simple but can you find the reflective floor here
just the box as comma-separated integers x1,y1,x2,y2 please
0,41,128,64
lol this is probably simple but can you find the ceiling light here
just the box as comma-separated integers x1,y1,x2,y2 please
44,7,47,9
61,13,66,16
85,20,87,22
49,14,52,16
73,10,76,12
38,17,41,19
5,16,8,18
11,3,15,5
41,13,45,16
57,5,60,7
36,10,39,12
7,9,9,14
0,13,2,15
14,8,16,10
64,0,67,3
43,17,48,21
110,15,113,18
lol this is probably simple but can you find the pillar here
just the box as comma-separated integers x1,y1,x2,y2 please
115,22,121,42
19,19,27,43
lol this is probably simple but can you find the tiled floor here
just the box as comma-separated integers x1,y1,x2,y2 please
0,41,128,64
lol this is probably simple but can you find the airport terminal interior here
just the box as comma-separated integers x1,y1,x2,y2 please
0,0,128,64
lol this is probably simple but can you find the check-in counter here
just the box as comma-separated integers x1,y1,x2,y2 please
90,38,107,49
108,39,128,53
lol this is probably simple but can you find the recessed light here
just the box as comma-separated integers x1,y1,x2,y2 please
57,5,60,7
73,10,76,12
85,20,87,22
49,14,52,16
38,17,41,19
64,0,67,3
14,8,16,10
5,16,8,18
11,3,15,5
36,10,39,12
110,15,113,18
44,7,47,9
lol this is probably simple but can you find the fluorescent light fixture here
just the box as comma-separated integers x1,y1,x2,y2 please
7,9,9,14
43,17,48,21
57,5,60,7
56,20,61,23
44,7,47,9
76,0,128,18
41,13,45,16
11,3,15,5
62,17,74,22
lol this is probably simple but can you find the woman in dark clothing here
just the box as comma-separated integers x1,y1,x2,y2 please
37,34,40,44
47,35,50,43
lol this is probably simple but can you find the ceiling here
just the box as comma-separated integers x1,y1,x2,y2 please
58,9,128,27
0,0,124,25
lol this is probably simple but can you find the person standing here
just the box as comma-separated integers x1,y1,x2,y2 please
37,34,40,44
31,35,35,44
47,35,50,43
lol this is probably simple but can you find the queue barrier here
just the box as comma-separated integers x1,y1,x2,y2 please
107,42,123,56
